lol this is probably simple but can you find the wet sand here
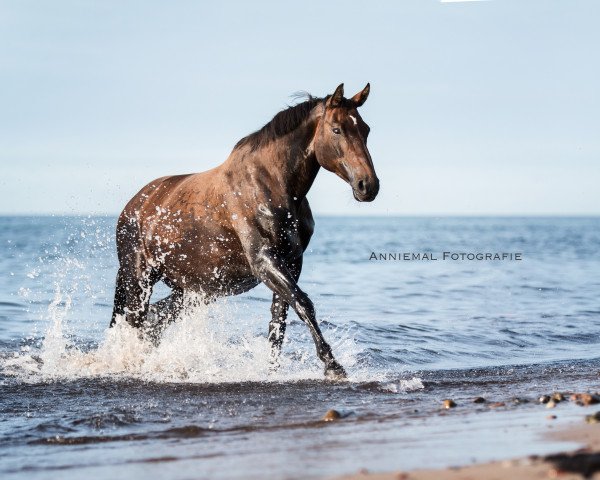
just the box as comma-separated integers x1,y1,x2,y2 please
336,402,600,480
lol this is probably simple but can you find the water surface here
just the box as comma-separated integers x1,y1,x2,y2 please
1,216,599,479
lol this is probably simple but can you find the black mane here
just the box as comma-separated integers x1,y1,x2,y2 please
234,95,325,151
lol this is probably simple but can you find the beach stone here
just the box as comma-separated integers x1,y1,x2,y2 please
442,399,456,409
546,415,557,420
539,395,551,404
552,392,565,402
570,393,600,406
322,409,342,422
473,397,486,404
512,397,529,405
585,411,600,424
489,402,506,408
546,400,557,409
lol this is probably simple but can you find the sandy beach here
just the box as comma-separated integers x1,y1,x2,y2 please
336,399,600,480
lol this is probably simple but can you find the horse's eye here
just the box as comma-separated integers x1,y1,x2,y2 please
332,127,341,135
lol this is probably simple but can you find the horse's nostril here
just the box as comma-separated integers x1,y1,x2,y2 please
357,180,366,193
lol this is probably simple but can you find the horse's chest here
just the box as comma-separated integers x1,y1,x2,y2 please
272,225,304,259
255,206,304,259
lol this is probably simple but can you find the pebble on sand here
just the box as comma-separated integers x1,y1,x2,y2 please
546,400,557,409
473,397,486,404
489,402,506,408
552,392,565,402
322,409,342,422
539,395,551,404
442,399,456,409
570,393,600,406
585,411,600,424
547,415,557,420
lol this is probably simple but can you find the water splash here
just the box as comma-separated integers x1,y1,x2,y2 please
3,290,419,388
39,285,72,371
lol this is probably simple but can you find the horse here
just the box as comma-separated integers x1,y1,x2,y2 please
110,83,379,379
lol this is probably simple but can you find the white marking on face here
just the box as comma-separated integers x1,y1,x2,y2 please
349,115,357,125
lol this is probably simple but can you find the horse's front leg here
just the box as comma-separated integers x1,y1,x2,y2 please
253,250,345,379
269,294,288,365
268,257,301,366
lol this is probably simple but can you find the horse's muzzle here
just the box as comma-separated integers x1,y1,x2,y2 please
352,177,380,202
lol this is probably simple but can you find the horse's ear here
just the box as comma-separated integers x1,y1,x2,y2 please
351,83,370,107
327,83,344,108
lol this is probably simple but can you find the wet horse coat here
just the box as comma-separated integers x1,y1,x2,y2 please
110,83,379,378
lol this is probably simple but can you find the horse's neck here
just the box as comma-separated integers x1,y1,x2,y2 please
256,119,321,201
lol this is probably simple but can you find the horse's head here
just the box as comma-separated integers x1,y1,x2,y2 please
313,83,379,202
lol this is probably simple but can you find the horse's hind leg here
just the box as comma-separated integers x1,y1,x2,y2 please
149,287,184,323
110,263,157,330
110,267,128,327
110,212,160,330
145,286,184,341
269,295,289,364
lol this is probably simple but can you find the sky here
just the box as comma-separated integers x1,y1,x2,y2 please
0,0,598,215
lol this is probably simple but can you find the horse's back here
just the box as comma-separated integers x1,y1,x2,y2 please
121,174,193,216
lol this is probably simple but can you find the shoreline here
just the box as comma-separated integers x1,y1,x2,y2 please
336,413,600,480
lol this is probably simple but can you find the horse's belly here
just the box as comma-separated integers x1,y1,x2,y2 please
183,268,260,297
160,247,260,297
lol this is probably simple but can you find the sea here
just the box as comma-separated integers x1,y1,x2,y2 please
1,216,599,479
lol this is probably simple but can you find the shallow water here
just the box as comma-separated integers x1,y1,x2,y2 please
1,216,599,479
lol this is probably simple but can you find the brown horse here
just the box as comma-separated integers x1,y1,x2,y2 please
110,83,379,378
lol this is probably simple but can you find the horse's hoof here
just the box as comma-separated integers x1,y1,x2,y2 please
324,362,347,380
